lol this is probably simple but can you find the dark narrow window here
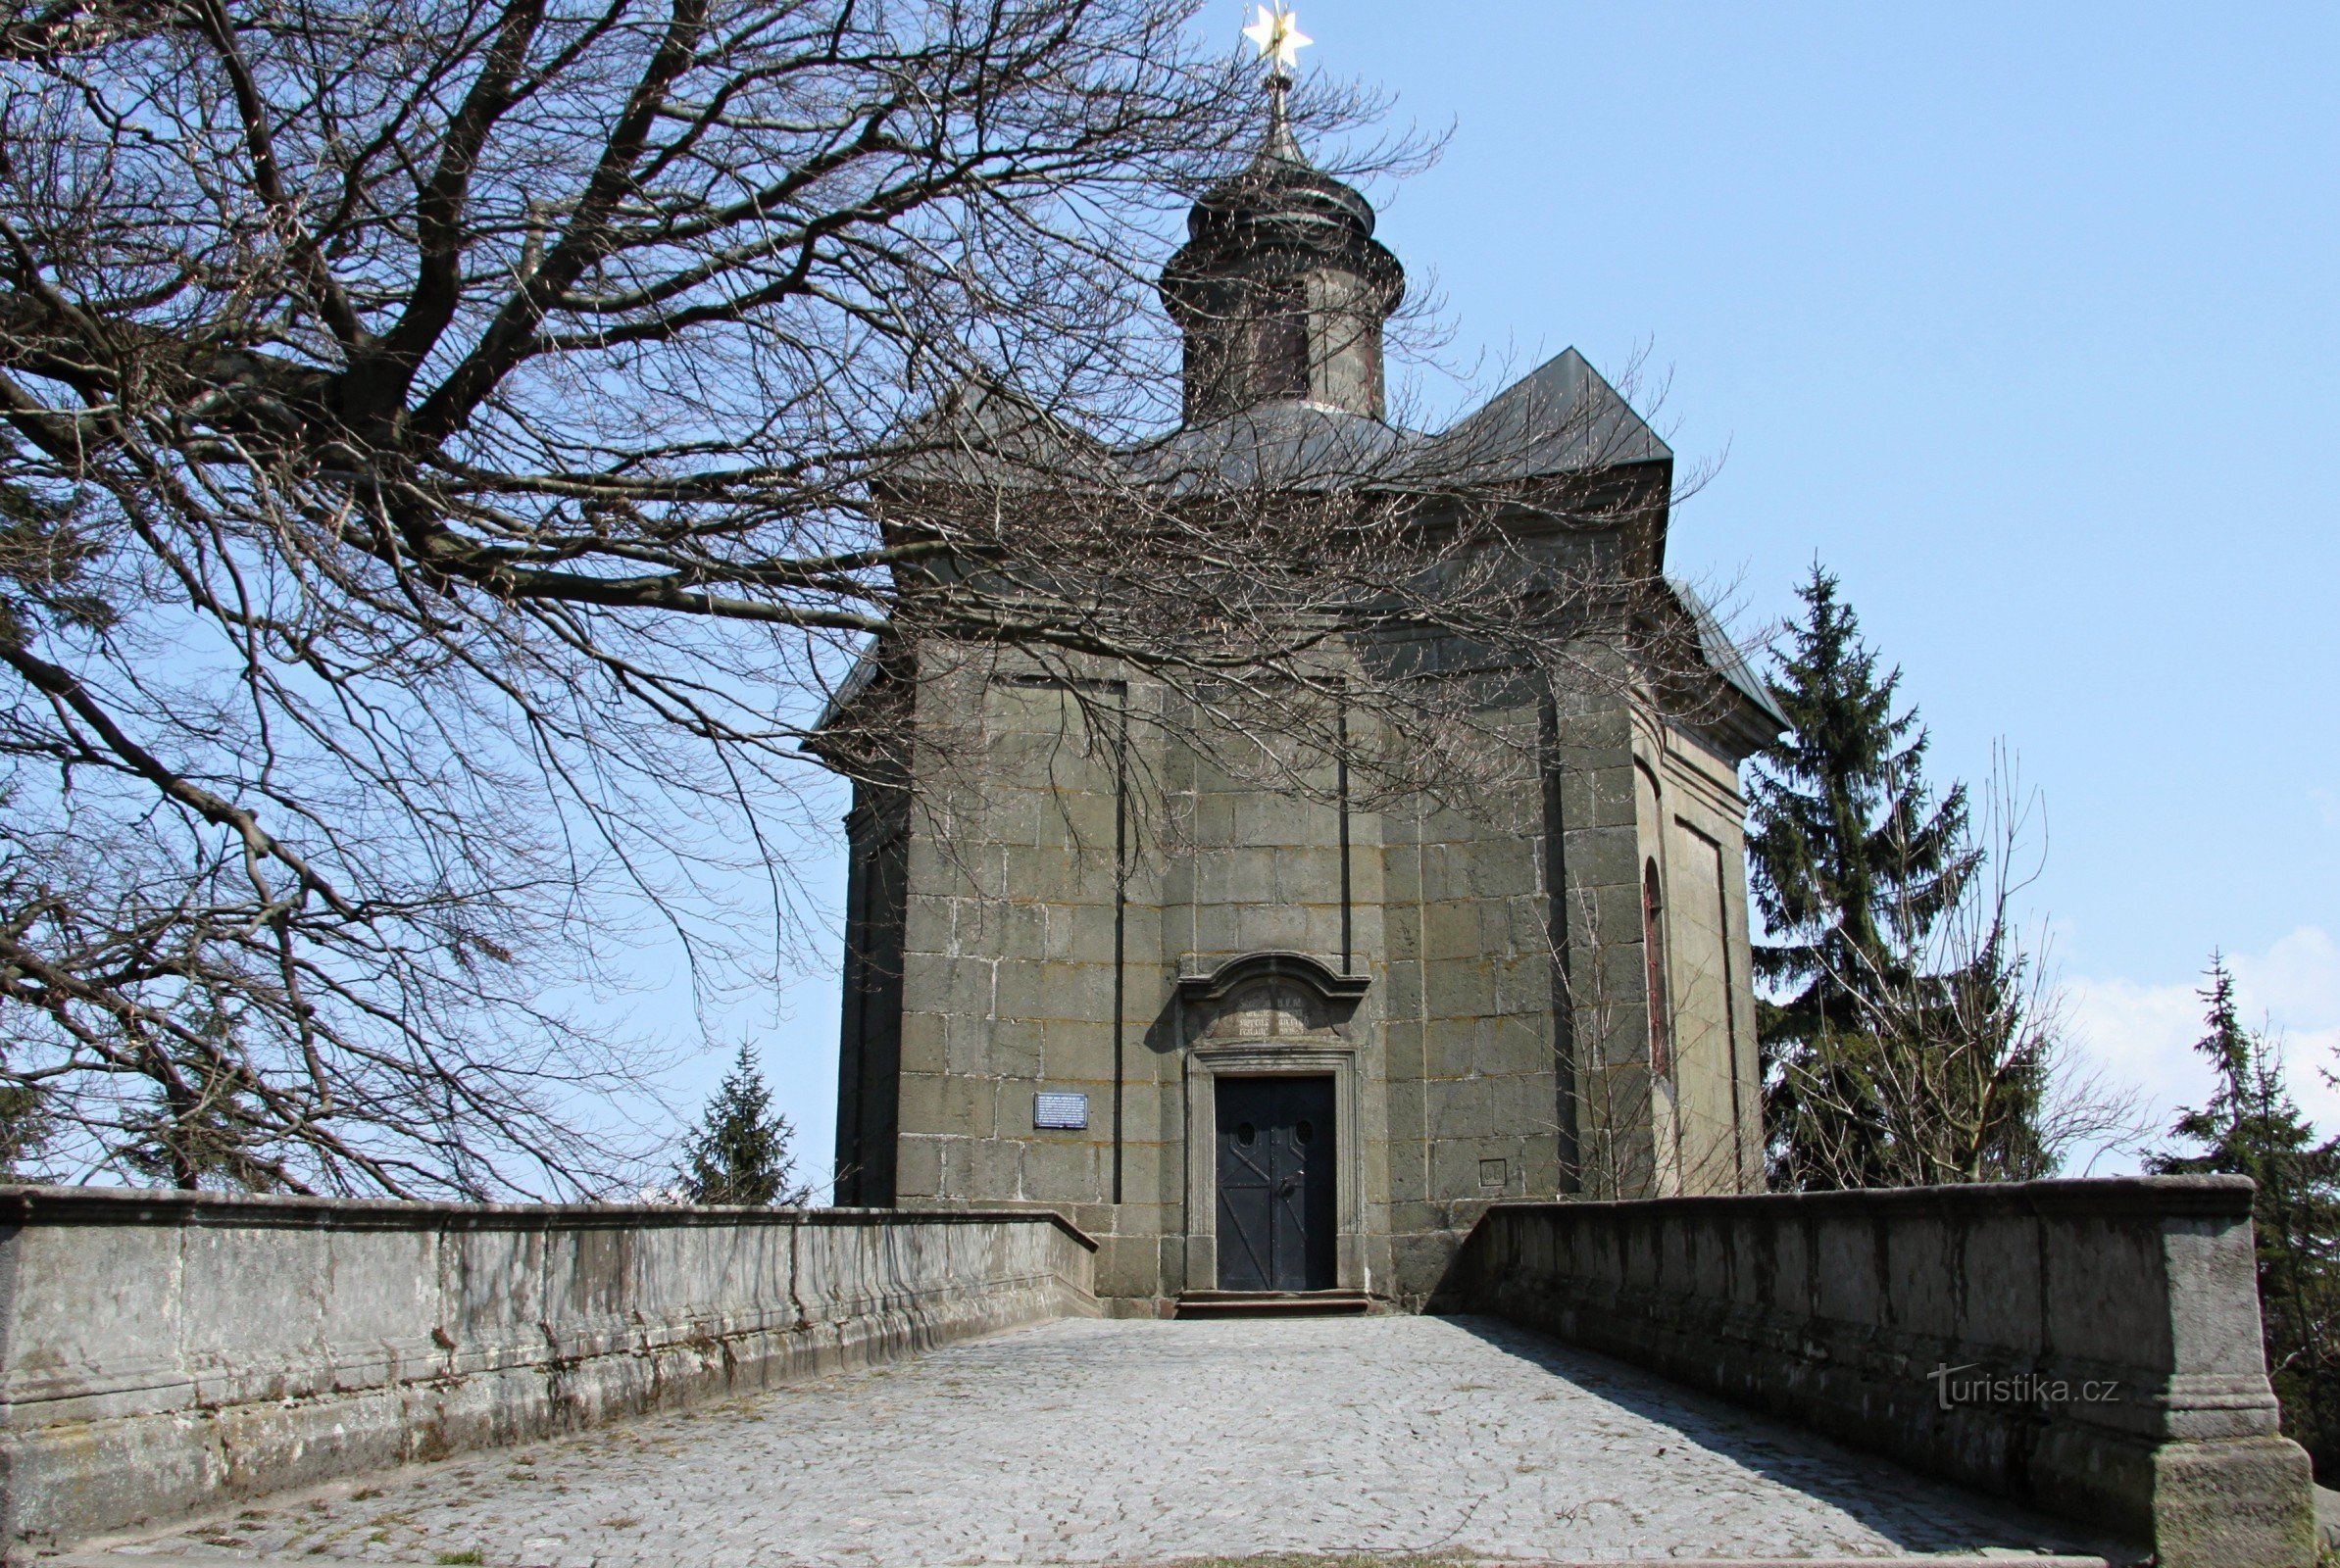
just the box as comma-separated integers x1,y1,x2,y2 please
1184,330,1232,421
1643,858,1671,1077
1248,279,1309,401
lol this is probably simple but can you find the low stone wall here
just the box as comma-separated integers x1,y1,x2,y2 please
1440,1176,2313,1568
0,1187,1096,1549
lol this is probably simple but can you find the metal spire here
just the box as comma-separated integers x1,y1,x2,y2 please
1242,4,1313,166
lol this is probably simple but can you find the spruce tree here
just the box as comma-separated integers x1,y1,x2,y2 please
0,1075,47,1178
0,792,44,1178
0,447,90,1182
118,1002,286,1191
1748,564,1978,1188
2154,958,2340,1479
676,1045,806,1206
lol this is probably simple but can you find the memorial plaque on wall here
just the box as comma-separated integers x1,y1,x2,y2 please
1033,1092,1089,1130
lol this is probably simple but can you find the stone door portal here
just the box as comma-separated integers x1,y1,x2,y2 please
1214,1075,1336,1291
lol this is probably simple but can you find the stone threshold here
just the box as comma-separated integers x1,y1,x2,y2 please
1171,1289,1374,1318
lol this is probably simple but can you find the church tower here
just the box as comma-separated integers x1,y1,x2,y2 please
1159,76,1403,421
823,29,1783,1311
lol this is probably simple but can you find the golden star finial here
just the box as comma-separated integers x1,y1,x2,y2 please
1242,3,1312,75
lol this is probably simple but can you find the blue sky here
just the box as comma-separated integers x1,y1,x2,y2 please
682,3,2340,1186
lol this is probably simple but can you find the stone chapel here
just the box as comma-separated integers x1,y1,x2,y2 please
819,74,1785,1314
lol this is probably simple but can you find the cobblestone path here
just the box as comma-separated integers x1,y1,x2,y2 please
103,1316,2116,1567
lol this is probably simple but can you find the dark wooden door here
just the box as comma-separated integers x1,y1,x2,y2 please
1215,1076,1336,1292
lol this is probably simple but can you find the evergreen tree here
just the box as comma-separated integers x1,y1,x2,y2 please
0,447,89,1182
118,1003,290,1191
676,1045,806,1207
1750,564,1983,1188
2153,958,2340,1480
0,1076,48,1179
0,428,109,652
0,805,46,1178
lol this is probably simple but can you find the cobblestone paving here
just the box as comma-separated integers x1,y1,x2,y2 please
106,1316,2115,1567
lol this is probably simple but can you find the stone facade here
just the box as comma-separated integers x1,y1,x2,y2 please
825,98,1783,1312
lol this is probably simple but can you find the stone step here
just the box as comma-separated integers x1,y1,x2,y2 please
1173,1288,1374,1318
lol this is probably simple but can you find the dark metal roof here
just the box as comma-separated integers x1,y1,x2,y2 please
1667,577,1789,731
1129,400,1427,491
811,640,882,735
1120,348,1669,493
887,343,1673,496
1408,349,1670,485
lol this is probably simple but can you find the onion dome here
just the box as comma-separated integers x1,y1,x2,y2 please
1161,80,1406,424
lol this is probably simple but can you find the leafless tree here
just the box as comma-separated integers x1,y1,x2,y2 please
0,0,1707,1195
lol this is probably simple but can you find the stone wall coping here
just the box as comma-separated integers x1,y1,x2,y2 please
0,1197,1099,1545
1451,1173,2309,1566
1484,1174,2255,1223
0,1185,1099,1250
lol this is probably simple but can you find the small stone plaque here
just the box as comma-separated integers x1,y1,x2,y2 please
1033,1092,1089,1130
